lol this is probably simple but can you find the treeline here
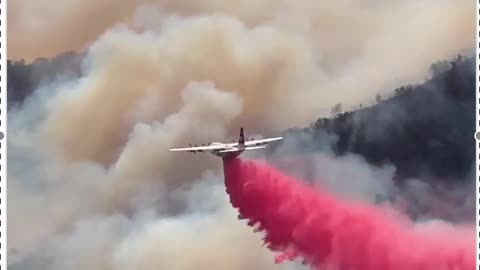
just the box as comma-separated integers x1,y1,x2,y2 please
271,55,475,185
7,51,84,108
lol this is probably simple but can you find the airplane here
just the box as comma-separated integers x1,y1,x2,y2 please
169,127,283,159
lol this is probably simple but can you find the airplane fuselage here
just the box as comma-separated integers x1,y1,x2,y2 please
210,142,245,158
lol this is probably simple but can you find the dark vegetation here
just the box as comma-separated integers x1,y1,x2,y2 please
271,55,475,187
7,51,84,109
8,53,475,187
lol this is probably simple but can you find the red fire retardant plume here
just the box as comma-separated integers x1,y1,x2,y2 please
223,158,475,270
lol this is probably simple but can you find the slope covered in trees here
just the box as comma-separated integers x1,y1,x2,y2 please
7,51,84,109
271,55,475,185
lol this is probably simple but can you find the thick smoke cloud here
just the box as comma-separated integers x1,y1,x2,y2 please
10,0,475,109
8,17,310,267
8,1,475,270
10,174,294,270
270,153,396,203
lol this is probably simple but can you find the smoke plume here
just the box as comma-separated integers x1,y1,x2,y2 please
8,1,475,269
10,0,475,109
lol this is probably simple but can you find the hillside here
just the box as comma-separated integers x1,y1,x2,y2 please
269,55,475,186
7,51,84,109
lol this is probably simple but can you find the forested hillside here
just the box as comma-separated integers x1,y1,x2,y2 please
7,51,84,108
271,55,475,185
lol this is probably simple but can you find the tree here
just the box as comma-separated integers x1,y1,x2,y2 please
430,60,451,77
394,86,409,96
330,103,342,117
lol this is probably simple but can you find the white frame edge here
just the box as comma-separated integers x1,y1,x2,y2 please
475,0,480,268
0,0,7,269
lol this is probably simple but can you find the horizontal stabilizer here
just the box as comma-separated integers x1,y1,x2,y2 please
218,148,242,153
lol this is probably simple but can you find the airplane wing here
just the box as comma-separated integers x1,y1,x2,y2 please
169,144,228,152
244,145,267,150
244,137,283,146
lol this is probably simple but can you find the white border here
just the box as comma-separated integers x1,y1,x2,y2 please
474,2,480,268
0,0,6,267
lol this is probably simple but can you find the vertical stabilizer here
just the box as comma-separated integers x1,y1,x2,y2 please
239,127,245,148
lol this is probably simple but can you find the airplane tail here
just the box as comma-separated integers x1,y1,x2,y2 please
238,127,245,149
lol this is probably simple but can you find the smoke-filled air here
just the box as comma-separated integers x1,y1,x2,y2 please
8,0,475,270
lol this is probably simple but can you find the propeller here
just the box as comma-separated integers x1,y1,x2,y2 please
193,144,198,154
